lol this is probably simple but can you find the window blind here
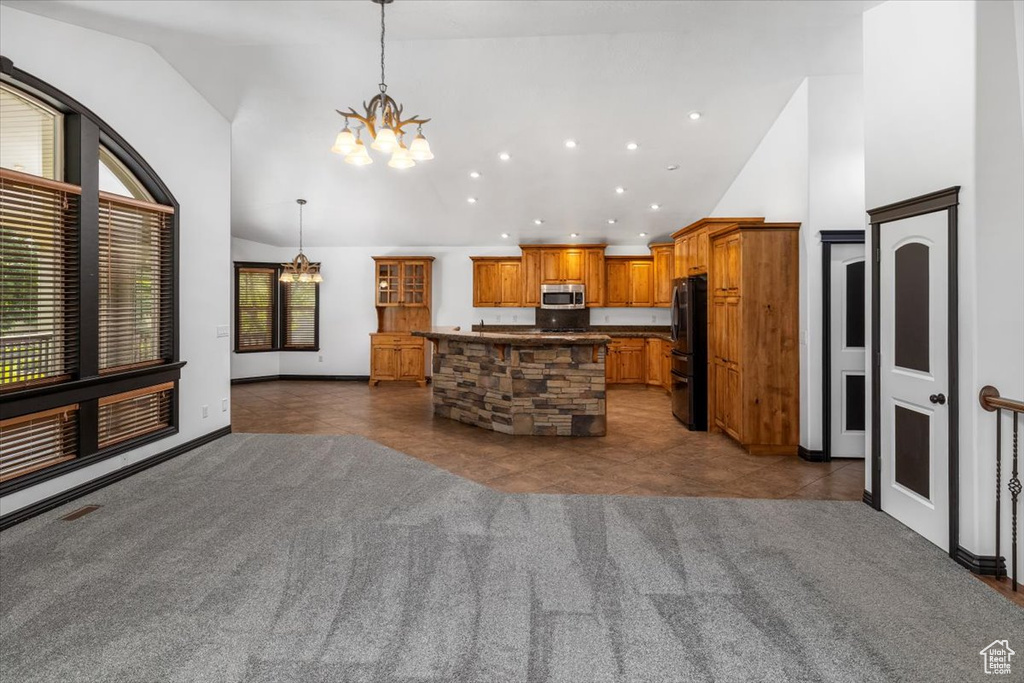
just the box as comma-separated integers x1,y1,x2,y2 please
98,192,173,373
98,382,173,448
236,267,276,350
282,280,317,349
0,168,80,392
0,404,78,482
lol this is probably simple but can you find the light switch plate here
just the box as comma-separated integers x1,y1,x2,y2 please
216,325,229,338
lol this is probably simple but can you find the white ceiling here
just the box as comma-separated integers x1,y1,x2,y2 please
5,0,871,247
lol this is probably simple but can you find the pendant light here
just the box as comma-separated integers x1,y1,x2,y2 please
280,199,323,284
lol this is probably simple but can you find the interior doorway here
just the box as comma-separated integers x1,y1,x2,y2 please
869,188,959,554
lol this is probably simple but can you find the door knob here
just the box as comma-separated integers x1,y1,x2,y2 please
929,393,946,405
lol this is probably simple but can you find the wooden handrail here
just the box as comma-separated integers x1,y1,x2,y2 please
979,386,1024,413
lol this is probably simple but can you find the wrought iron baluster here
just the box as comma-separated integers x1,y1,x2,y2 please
1011,412,1020,592
996,407,1002,577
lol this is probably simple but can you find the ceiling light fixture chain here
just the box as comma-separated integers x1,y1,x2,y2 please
331,0,433,168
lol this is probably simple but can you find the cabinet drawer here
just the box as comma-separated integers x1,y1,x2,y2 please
372,334,410,347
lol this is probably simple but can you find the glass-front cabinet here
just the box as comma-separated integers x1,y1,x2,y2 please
375,259,430,307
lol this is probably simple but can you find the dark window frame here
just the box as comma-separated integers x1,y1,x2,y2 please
0,56,183,497
233,262,320,353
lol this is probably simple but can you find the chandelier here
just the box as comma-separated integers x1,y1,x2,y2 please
330,0,433,168
280,199,322,283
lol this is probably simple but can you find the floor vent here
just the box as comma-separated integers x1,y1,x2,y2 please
60,505,102,521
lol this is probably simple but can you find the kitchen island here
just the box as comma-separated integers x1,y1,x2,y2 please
413,328,608,436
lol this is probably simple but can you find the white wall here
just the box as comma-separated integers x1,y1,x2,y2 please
0,8,232,516
864,0,1024,571
231,238,670,379
711,76,866,453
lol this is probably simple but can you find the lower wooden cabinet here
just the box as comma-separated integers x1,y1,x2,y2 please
605,338,645,384
370,333,427,386
606,337,672,391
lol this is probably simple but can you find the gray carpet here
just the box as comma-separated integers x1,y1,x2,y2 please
1,434,1021,683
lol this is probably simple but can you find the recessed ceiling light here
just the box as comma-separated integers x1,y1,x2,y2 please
650,203,660,210
626,142,639,151
688,111,702,121
666,164,679,171
570,233,579,238
533,218,544,225
607,218,617,224
467,197,478,204
469,171,481,179
615,186,626,194
639,232,648,237
564,139,578,149
500,233,509,239
499,152,511,161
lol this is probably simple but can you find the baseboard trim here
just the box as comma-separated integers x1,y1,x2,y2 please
231,374,372,385
954,546,1007,577
0,425,232,531
798,446,827,462
862,489,874,507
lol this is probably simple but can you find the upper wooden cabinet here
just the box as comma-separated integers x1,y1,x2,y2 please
374,257,433,307
650,243,674,307
519,245,605,306
605,257,653,307
672,217,763,277
704,221,799,455
472,258,521,307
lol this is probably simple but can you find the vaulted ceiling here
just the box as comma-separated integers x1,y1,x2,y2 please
6,0,871,246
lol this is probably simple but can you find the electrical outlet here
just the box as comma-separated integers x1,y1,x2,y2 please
221,398,228,412
201,405,209,418
604,315,610,323
651,315,657,323
216,325,229,338
512,315,518,322
318,355,323,363
496,314,502,323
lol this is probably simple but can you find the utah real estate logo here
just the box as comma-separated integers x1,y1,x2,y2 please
980,640,1015,675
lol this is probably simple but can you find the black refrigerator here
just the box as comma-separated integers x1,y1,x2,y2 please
670,275,708,430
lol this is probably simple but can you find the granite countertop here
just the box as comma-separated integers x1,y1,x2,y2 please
469,324,672,342
413,327,610,347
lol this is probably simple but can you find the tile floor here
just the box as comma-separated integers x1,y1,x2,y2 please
231,381,866,500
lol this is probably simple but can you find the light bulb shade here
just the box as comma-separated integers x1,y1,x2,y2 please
331,127,356,155
298,272,312,283
279,271,295,283
409,133,434,161
312,272,324,283
345,141,373,166
388,145,416,169
370,126,398,152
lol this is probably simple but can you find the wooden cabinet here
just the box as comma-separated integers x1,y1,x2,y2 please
605,257,653,307
645,337,663,387
374,259,431,307
584,248,605,306
704,221,800,455
472,258,521,307
651,243,674,307
521,249,541,306
371,257,433,386
538,248,584,283
370,334,427,386
606,337,645,384
517,246,605,306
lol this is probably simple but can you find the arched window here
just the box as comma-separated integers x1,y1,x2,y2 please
0,64,181,493
0,83,61,180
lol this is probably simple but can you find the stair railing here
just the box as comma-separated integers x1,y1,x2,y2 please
979,385,1024,592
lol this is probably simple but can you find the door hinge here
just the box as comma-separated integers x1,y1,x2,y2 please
875,248,881,263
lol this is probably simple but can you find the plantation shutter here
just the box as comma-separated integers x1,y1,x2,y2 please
0,405,78,482
281,280,318,349
98,192,174,372
236,267,276,350
97,382,173,448
0,168,80,393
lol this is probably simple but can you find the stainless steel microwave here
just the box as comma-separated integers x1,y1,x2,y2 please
540,283,585,309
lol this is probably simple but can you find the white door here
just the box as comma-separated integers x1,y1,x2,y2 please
879,211,949,550
830,244,867,458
